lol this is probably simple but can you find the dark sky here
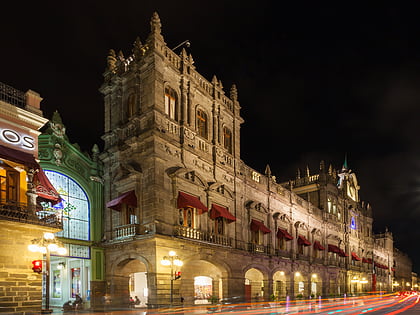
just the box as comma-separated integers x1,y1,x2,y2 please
2,1,420,272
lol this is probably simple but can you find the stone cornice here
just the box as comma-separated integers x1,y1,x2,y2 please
0,100,48,130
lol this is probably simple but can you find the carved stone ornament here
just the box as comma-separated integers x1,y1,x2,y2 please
53,143,63,166
184,128,195,140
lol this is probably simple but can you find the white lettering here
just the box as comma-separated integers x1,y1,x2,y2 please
3,129,20,143
0,128,35,150
22,136,35,149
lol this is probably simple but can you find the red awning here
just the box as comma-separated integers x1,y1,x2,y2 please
328,244,346,256
298,235,311,246
362,258,373,264
250,219,271,234
391,267,395,271
106,190,137,211
313,240,325,250
210,204,236,223
0,145,38,169
277,228,294,240
351,252,361,261
34,168,61,205
177,192,208,213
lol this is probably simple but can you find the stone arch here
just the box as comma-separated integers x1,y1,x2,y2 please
244,267,267,302
179,257,230,305
272,269,291,298
109,253,151,307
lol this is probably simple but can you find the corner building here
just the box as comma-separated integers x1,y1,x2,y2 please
100,13,402,307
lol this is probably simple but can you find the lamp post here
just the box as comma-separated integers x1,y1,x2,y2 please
28,232,67,314
160,251,183,306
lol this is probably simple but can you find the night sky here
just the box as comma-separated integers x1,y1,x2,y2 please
2,2,420,272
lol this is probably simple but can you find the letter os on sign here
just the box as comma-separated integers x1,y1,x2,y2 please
0,129,35,150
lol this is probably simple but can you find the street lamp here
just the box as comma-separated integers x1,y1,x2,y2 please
160,251,183,305
28,232,67,314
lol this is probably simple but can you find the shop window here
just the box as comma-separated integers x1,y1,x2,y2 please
196,108,208,139
164,87,178,120
0,167,19,204
223,127,232,154
179,207,194,228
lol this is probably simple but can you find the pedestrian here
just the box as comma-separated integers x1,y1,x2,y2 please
129,296,135,308
134,296,141,306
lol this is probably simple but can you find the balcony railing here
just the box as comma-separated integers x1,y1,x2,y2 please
0,202,62,229
276,249,292,259
248,243,269,254
174,225,232,247
296,253,310,261
112,224,140,239
0,82,26,108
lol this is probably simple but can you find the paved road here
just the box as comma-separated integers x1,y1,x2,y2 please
48,294,420,315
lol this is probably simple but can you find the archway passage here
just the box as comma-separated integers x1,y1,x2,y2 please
113,258,148,307
245,268,264,302
180,260,227,305
273,271,288,299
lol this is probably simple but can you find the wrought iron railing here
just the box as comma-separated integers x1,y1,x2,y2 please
0,202,62,228
0,82,26,108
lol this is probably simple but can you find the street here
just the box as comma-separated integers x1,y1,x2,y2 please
50,293,420,315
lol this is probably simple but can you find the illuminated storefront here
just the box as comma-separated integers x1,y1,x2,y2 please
38,111,104,310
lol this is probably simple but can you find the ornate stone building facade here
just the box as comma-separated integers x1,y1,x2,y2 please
0,82,62,314
100,13,413,307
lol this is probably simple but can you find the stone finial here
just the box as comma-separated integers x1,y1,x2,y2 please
328,164,333,175
107,49,117,71
212,75,218,85
265,164,272,176
230,84,238,101
181,47,188,59
150,11,162,34
189,53,194,65
296,168,301,179
118,50,125,61
133,37,143,59
219,80,223,89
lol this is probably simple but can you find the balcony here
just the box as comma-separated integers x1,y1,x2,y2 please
276,249,292,259
296,253,310,262
0,202,62,229
174,225,232,247
248,243,269,254
112,223,140,239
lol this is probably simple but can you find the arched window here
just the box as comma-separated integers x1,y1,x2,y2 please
164,87,178,120
127,93,136,118
44,171,90,241
196,108,208,139
223,127,232,154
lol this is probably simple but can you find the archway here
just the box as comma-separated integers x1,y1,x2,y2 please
245,268,264,302
273,270,289,299
112,258,148,307
180,259,227,305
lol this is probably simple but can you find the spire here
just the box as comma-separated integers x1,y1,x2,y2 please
342,153,348,171
265,164,271,176
296,168,301,179
150,11,162,34
230,84,238,101
107,49,117,72
212,75,218,85
132,36,144,59
319,160,325,171
306,165,310,177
